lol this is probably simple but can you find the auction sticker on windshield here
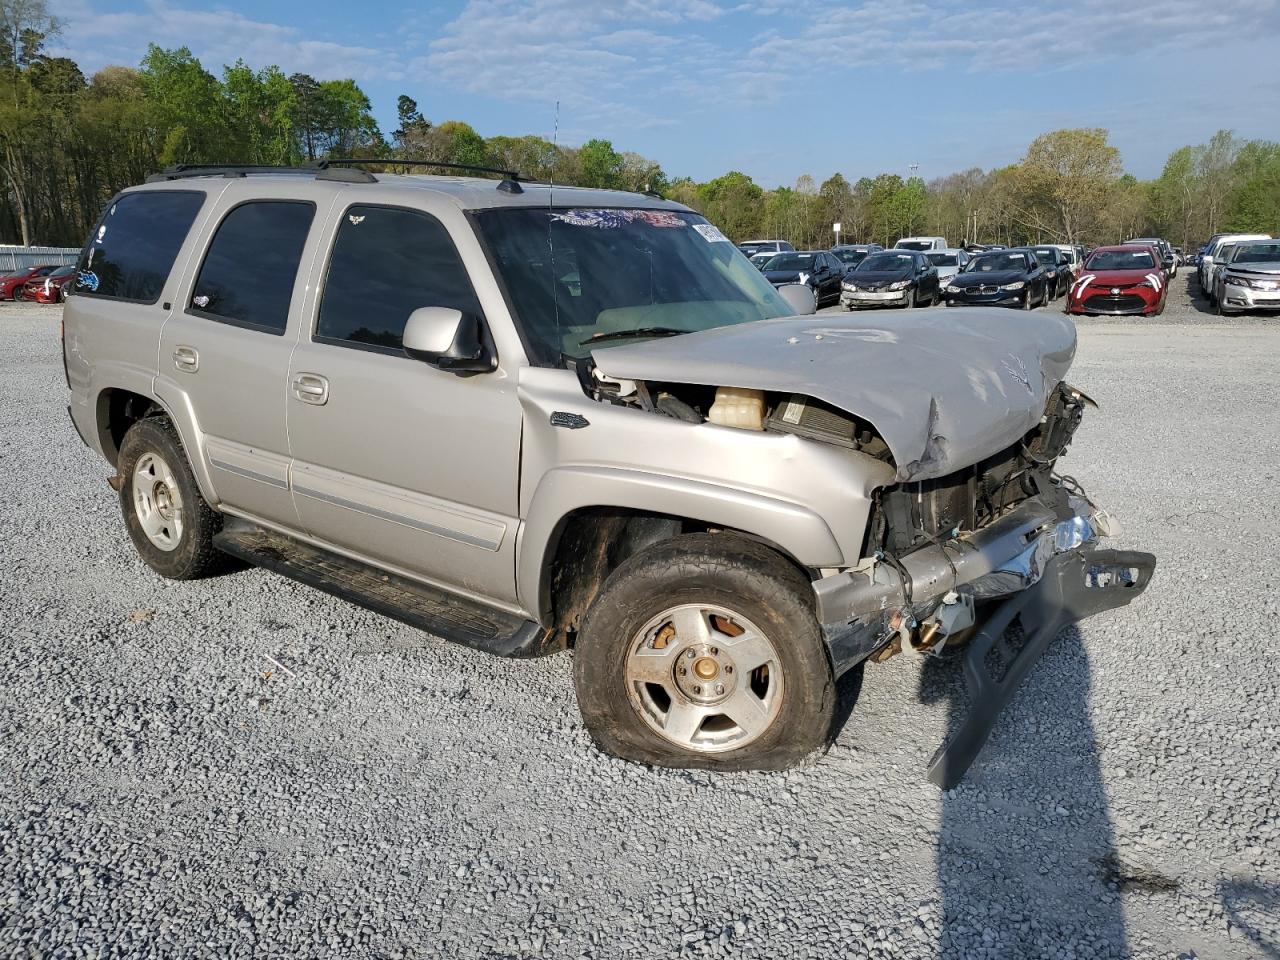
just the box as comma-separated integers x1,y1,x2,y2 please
693,223,730,242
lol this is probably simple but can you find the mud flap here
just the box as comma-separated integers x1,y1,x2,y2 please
925,548,1156,789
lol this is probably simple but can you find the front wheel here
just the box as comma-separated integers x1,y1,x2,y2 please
574,534,836,771
118,417,229,580
904,288,916,309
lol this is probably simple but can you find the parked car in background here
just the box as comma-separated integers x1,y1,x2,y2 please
762,250,844,306
1048,244,1087,280
1031,246,1075,299
840,249,940,309
893,236,948,252
1126,237,1176,277
0,264,60,300
943,248,1049,309
924,248,969,287
831,243,883,274
738,239,794,260
24,264,77,303
1213,239,1280,316
1199,234,1270,294
1067,245,1167,316
964,243,1006,253
749,252,775,271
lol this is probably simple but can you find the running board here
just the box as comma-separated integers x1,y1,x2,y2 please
213,522,554,658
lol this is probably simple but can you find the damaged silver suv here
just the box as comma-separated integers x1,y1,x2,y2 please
64,162,1154,786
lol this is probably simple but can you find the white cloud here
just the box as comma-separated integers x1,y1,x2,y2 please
48,0,400,82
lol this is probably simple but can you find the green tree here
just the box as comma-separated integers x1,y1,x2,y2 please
1013,128,1122,243
696,171,763,241
577,138,623,189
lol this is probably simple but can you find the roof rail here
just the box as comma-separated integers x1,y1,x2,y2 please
324,158,524,194
145,162,377,185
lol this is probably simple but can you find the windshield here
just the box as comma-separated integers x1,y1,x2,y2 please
855,252,915,272
1230,242,1280,263
1032,249,1057,265
475,208,794,362
926,253,958,267
50,265,75,278
1086,250,1156,270
833,249,869,264
764,253,816,272
895,240,932,251
964,253,1028,273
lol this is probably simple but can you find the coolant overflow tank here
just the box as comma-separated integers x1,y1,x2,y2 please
708,386,765,431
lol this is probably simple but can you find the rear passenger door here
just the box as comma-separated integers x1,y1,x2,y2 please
156,188,322,527
284,200,522,605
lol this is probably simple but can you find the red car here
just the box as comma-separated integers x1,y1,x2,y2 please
1067,245,1167,316
22,264,77,303
0,264,60,300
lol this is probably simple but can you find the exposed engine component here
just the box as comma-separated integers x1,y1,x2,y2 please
707,386,765,431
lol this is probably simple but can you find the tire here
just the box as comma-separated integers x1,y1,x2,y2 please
904,288,916,309
117,417,229,580
1023,289,1033,310
574,533,837,771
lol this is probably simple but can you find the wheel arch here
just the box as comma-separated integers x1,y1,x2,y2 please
517,466,844,639
95,385,218,505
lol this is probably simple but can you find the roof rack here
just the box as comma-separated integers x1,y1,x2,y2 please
324,158,524,194
145,158,528,194
146,161,377,184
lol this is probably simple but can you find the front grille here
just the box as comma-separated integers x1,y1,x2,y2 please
1084,293,1145,312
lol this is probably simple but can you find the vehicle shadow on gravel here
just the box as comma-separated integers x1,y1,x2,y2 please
1219,879,1280,959
919,626,1129,957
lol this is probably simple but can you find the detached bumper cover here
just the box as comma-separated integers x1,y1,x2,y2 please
926,548,1155,788
813,493,1155,786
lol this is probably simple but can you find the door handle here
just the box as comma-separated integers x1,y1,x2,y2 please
173,345,199,373
291,373,329,406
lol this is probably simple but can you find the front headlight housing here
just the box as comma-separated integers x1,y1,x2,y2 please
887,280,910,291
1002,281,1026,291
946,284,961,293
842,282,858,291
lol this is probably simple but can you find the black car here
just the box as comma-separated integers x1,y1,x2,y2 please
831,243,884,276
839,250,940,310
1031,246,1074,300
762,250,844,307
943,248,1049,309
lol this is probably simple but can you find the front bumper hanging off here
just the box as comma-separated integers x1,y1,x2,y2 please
926,547,1155,788
812,494,1155,787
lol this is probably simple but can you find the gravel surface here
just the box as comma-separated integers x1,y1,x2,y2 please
2,275,1278,959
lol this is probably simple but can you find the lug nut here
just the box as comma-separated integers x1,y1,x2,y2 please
710,647,719,655
715,683,725,695
724,665,734,674
693,685,702,694
678,666,687,676
686,649,696,659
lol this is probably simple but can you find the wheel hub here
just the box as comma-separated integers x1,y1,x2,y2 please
672,643,736,704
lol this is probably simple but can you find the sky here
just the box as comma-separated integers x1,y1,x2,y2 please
48,0,1280,187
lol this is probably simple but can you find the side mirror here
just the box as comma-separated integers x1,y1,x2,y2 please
777,282,817,315
402,306,494,374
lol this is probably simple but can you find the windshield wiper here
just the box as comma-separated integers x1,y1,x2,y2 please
579,326,687,346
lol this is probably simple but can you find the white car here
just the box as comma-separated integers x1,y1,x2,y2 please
1200,234,1271,294
894,236,948,252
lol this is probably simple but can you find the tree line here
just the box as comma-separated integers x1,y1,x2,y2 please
1,1,1275,249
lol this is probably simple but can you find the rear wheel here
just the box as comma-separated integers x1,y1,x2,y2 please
574,534,836,771
118,417,229,580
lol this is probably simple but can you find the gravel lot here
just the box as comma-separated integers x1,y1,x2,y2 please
2,273,1278,959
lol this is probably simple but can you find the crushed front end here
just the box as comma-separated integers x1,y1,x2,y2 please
811,381,1156,787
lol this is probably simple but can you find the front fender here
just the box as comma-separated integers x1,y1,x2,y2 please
515,465,846,623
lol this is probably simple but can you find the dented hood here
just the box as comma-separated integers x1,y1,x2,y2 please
592,309,1077,482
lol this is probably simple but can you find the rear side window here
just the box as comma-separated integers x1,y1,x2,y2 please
189,201,315,335
316,205,482,352
76,191,204,303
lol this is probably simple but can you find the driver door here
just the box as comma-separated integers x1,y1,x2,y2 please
284,199,523,605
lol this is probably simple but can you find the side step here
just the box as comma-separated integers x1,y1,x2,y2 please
213,522,554,658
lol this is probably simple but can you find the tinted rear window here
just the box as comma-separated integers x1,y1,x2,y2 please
189,201,315,335
75,191,205,303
